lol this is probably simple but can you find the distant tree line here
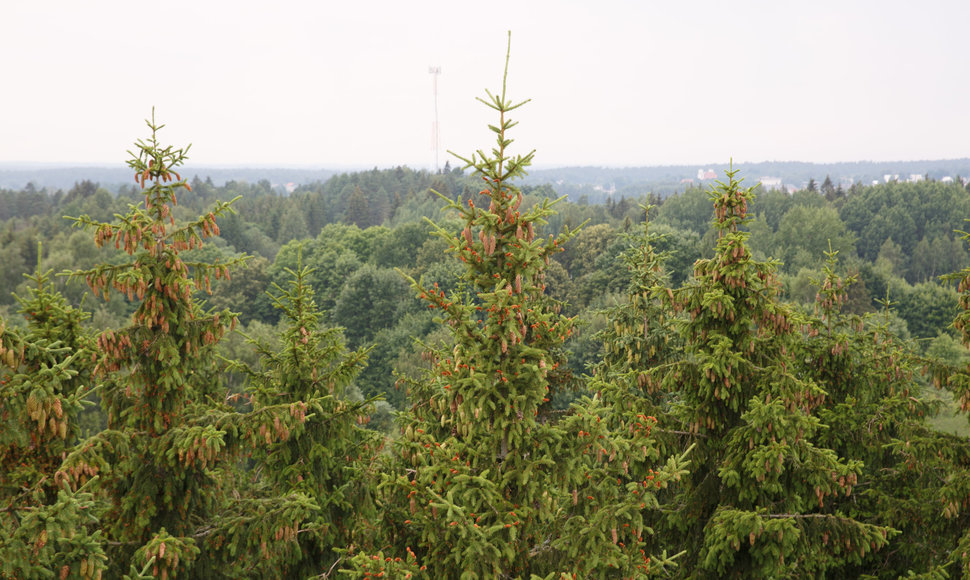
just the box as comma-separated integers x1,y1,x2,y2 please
2,50,970,576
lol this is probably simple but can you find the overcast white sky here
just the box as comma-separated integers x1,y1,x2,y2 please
2,0,968,169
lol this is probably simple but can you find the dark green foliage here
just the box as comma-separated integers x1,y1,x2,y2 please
355,310,437,408
372,221,433,271
344,186,372,228
894,282,960,340
839,180,970,275
772,205,856,272
346,36,687,578
794,250,965,577
656,186,712,236
332,264,415,348
593,204,681,418
948,229,970,418
924,226,970,577
55,115,241,576
205,255,276,325
597,171,970,577
643,169,894,577
0,265,104,578
589,205,692,563
3,35,970,580
221,256,382,577
55,115,313,578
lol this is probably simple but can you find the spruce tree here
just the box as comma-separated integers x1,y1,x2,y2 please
647,168,892,577
946,227,970,420
808,241,970,578
219,255,381,577
0,265,105,578
795,248,967,577
590,205,689,562
593,204,681,424
346,34,687,578
924,230,970,577
57,114,310,578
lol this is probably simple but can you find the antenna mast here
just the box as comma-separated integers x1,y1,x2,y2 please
429,65,441,173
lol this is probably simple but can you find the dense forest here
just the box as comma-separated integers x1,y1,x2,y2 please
518,159,970,204
2,55,970,578
2,150,968,425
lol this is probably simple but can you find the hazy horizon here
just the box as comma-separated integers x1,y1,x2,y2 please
4,156,970,173
4,1,968,169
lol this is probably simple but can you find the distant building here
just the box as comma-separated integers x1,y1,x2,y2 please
942,176,954,184
883,174,899,183
908,174,924,183
697,169,717,180
759,176,783,191
680,178,695,185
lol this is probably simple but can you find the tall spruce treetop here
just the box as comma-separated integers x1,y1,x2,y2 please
57,113,291,578
652,167,892,577
347,34,687,579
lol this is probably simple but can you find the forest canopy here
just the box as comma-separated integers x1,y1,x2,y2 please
2,39,970,579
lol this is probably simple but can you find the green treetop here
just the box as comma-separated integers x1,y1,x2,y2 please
346,34,687,579
799,248,970,577
57,114,308,578
593,204,681,419
219,255,381,577
647,167,893,577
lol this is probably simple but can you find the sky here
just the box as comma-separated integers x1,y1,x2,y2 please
2,0,968,170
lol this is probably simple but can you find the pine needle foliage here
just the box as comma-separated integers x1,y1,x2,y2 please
795,248,965,578
592,204,682,428
0,265,105,578
220,254,382,577
589,205,690,561
346,34,688,579
645,167,894,577
56,113,310,578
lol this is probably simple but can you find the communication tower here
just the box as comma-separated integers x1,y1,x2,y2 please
429,66,441,173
